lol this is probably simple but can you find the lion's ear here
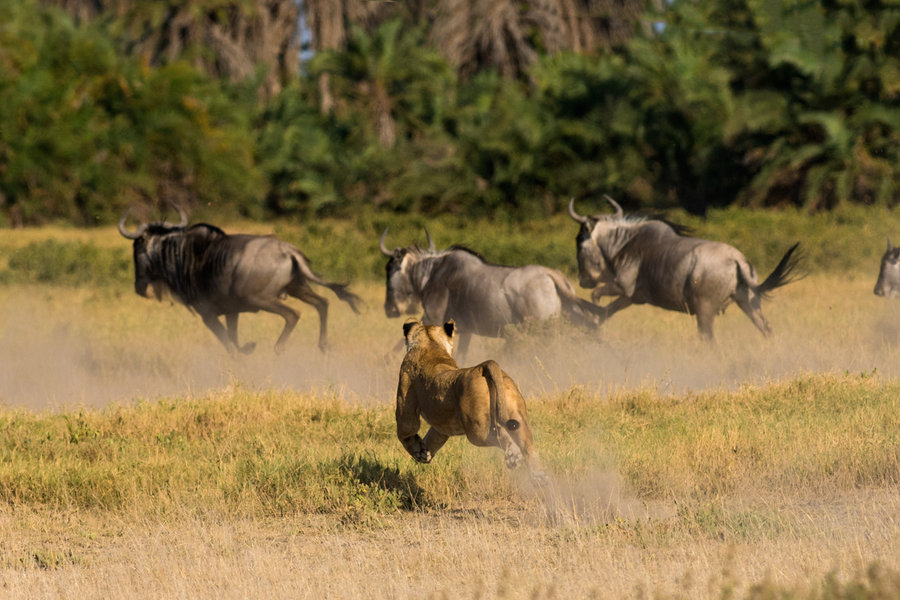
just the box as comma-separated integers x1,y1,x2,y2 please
443,320,455,339
403,319,418,339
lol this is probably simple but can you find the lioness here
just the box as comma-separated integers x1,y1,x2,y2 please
395,319,544,478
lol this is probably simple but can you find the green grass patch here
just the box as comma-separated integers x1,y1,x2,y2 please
1,374,897,531
3,204,900,286
0,239,131,286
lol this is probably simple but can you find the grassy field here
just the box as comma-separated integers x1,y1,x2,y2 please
1,209,900,598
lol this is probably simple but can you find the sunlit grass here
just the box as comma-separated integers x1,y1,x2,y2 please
0,373,899,598
2,213,900,598
1,371,897,517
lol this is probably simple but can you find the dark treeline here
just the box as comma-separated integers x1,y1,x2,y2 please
1,0,899,226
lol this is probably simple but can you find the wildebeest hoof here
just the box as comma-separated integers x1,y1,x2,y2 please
413,449,432,464
239,342,256,354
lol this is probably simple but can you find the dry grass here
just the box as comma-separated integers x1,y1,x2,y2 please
2,222,900,598
0,491,898,599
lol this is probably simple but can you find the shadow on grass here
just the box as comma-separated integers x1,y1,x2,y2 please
336,453,428,511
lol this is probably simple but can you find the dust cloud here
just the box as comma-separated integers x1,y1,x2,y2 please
527,468,661,527
0,296,400,410
3,283,900,411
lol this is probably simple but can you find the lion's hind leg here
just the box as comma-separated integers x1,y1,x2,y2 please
459,418,524,469
495,428,524,469
496,376,545,477
504,420,547,481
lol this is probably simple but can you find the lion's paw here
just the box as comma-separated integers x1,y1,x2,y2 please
504,445,523,469
407,437,432,463
413,448,432,464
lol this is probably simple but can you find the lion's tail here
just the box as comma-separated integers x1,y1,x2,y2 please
481,360,520,433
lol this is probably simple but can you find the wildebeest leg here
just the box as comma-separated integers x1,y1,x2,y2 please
288,281,330,352
455,331,473,363
590,283,624,305
695,304,717,341
600,296,634,320
735,292,772,337
200,312,236,353
244,298,299,354
225,313,256,354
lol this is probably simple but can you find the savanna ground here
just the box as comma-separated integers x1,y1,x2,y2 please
1,210,900,599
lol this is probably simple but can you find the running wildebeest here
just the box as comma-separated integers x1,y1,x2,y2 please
874,238,900,298
379,229,603,359
568,196,801,340
118,209,362,354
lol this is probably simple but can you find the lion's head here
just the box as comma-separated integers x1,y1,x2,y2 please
402,318,455,357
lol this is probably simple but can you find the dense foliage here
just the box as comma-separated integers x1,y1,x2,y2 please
2,0,900,225
0,0,262,225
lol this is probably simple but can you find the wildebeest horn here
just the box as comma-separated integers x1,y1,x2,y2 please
604,194,624,218
888,237,894,252
162,203,189,228
379,228,392,257
118,210,148,240
567,198,589,224
175,204,188,227
424,228,436,252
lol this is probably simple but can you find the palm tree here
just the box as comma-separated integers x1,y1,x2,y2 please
54,0,301,99
310,18,453,148
429,0,648,81
302,0,399,112
429,0,536,80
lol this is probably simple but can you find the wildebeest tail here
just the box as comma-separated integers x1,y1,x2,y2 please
481,360,519,432
323,282,363,314
546,270,605,327
290,249,363,313
755,242,803,299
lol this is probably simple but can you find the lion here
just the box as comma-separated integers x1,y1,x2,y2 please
394,318,545,479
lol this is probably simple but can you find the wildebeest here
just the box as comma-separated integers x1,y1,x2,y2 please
568,197,801,340
118,209,362,354
379,229,603,359
874,238,900,298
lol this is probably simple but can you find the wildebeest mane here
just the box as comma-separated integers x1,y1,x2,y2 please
620,212,692,237
654,216,692,237
189,222,227,236
144,221,226,237
446,245,506,267
152,223,227,304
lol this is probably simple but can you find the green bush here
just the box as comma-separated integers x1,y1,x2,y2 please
0,0,262,225
4,240,131,286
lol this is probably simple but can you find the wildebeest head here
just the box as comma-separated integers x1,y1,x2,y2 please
118,207,189,300
875,238,900,298
379,228,436,318
567,196,624,288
